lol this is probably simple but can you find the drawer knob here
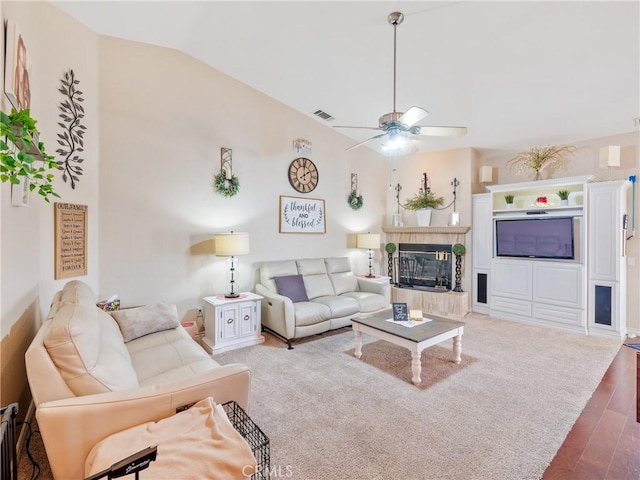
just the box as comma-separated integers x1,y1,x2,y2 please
244,315,250,321
226,318,234,324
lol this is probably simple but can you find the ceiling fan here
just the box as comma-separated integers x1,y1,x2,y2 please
334,12,467,154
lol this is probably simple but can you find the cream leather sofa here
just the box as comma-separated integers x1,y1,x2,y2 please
25,280,251,480
255,257,389,348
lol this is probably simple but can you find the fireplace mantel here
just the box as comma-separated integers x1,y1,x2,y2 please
382,226,470,235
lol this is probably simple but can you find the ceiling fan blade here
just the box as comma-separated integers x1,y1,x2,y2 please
345,133,387,152
415,126,468,137
333,125,382,131
398,106,429,127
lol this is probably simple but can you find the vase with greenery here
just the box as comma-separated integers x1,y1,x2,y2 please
557,190,569,206
452,243,466,292
504,194,515,209
403,189,444,226
507,144,576,180
0,108,60,202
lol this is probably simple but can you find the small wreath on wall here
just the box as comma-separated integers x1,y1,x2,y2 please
213,171,239,197
348,190,364,210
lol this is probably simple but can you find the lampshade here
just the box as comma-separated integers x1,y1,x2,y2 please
479,165,493,183
599,146,621,168
356,233,380,250
215,232,250,256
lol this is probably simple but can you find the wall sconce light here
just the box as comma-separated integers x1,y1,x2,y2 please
356,233,381,278
479,165,493,184
599,145,620,180
214,231,250,298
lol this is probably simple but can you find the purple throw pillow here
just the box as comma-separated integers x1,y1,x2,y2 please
274,274,309,303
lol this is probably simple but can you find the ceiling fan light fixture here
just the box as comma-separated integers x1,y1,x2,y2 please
335,11,466,153
380,129,416,155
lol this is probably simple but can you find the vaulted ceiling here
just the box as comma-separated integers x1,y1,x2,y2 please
52,1,640,154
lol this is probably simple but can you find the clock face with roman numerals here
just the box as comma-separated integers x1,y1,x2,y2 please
288,157,318,193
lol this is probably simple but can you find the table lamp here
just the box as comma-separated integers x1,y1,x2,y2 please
215,231,250,298
356,233,381,278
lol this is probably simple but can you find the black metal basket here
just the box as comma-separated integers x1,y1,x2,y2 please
222,401,270,479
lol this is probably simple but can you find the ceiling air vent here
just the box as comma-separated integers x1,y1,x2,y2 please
313,109,334,122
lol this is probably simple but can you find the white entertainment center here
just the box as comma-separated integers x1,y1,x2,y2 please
472,175,631,339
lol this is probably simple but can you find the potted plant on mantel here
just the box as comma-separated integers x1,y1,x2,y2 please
0,108,60,202
403,173,444,226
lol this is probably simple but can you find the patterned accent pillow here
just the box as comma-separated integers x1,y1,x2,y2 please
274,274,309,303
111,302,180,342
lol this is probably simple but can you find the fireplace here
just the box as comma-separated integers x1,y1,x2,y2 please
397,243,452,291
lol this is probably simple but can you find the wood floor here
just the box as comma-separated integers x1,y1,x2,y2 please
542,344,640,480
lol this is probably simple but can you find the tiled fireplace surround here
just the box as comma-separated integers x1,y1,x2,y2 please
382,226,470,318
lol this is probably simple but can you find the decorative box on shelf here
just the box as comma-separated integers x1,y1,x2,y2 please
201,292,264,354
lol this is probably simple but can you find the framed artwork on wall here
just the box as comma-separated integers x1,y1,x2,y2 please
54,203,88,279
279,195,326,234
4,20,32,110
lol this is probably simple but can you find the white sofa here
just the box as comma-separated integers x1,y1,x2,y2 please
255,257,389,348
25,280,251,480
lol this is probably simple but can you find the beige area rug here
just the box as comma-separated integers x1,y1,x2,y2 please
215,314,622,480
345,341,478,390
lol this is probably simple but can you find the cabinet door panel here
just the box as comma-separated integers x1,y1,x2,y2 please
588,186,618,280
533,303,584,327
219,306,238,340
492,259,532,300
491,296,532,316
239,303,255,336
533,263,582,308
472,194,493,269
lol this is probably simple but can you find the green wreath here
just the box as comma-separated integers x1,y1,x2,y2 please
213,172,240,197
348,190,364,210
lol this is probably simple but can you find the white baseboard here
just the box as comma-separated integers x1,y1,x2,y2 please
626,327,640,339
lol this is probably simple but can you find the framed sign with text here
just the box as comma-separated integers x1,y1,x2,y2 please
54,202,88,279
279,195,326,234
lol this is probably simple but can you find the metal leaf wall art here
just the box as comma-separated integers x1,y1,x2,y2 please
56,69,86,189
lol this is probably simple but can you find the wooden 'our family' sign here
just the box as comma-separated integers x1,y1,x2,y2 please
279,195,325,234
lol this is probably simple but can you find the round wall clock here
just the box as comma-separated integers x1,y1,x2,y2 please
288,157,318,193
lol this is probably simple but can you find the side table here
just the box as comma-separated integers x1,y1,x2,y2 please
202,292,264,354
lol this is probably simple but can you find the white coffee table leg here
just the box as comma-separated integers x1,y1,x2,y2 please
453,335,462,364
411,350,422,385
354,327,362,359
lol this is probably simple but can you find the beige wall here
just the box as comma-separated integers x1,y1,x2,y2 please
96,36,389,318
0,1,100,415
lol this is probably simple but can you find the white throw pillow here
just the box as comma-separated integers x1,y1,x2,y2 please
111,302,180,342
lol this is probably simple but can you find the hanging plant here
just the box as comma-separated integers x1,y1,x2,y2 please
348,190,363,210
0,108,60,202
213,171,239,197
56,70,86,189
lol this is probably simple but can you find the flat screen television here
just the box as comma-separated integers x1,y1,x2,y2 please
495,216,575,260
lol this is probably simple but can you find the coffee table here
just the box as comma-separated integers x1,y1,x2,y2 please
351,309,464,386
